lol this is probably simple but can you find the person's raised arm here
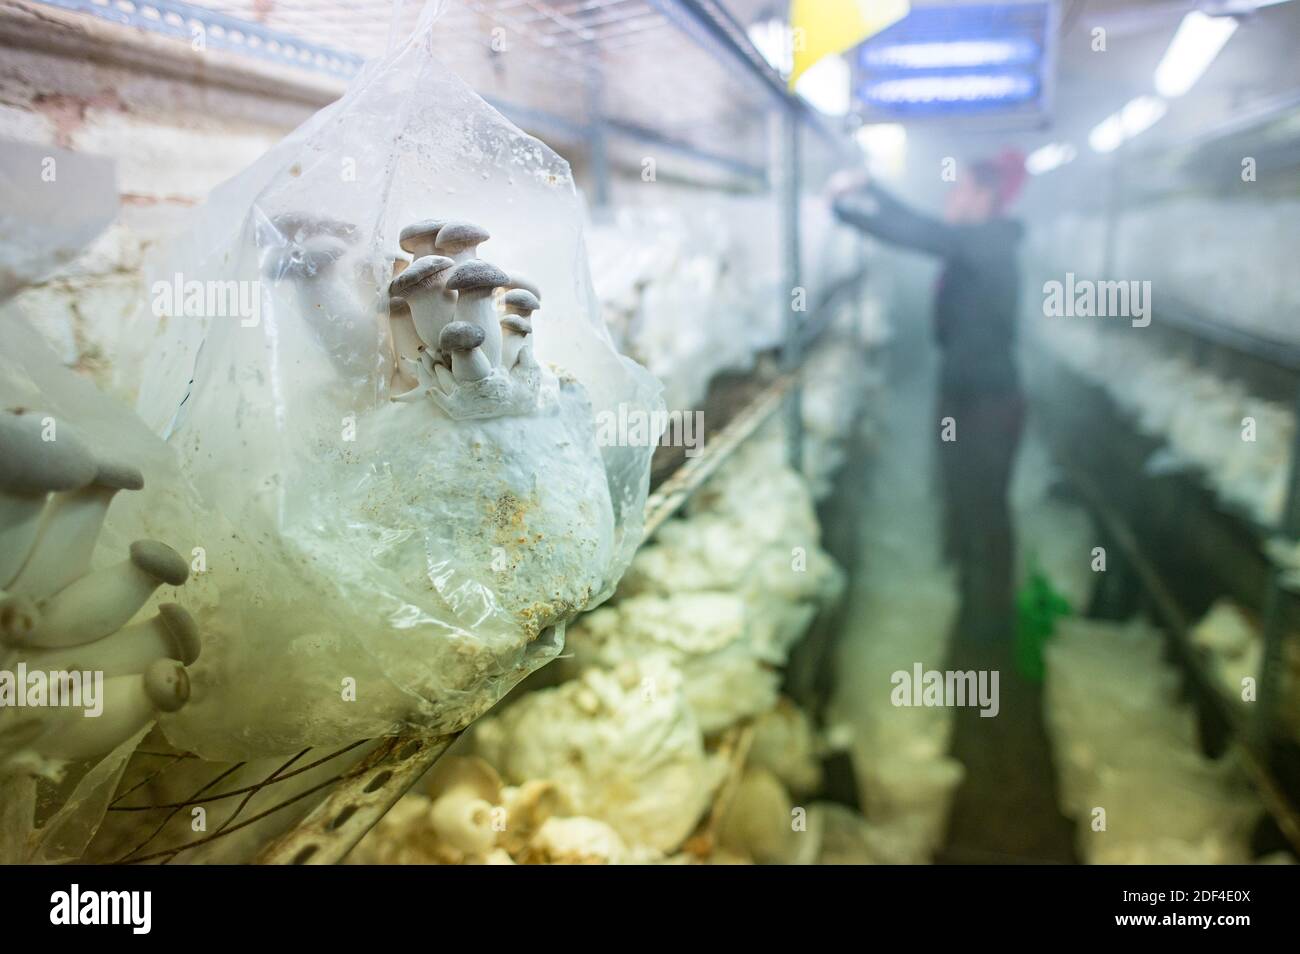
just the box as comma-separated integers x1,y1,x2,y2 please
828,172,961,259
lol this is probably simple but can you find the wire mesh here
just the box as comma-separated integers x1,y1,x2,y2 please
90,739,373,863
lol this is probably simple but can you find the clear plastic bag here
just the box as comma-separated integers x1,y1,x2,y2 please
116,4,661,760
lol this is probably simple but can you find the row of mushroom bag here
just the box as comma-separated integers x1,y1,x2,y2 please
0,6,661,863
351,426,854,864
585,194,868,418
1033,318,1294,528
1043,617,1269,864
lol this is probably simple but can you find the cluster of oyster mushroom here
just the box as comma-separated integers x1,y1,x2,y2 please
0,410,198,774
385,219,544,418
264,214,547,420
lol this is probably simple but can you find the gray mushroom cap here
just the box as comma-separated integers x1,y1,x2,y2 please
501,315,533,336
390,255,455,295
399,219,448,254
439,321,487,353
445,260,509,294
505,275,541,300
435,222,491,256
283,235,348,276
503,289,540,315
143,658,190,713
158,603,201,666
93,461,145,492
129,540,190,587
0,412,97,494
272,212,357,243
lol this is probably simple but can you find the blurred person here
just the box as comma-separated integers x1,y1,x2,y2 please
828,151,1028,642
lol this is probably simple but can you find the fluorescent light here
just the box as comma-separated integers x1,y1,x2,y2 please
1089,95,1169,153
1089,113,1126,153
796,55,850,117
1025,142,1077,175
863,73,1036,105
1121,95,1169,136
862,38,1039,70
1154,12,1239,98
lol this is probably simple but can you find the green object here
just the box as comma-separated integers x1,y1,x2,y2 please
1015,563,1072,682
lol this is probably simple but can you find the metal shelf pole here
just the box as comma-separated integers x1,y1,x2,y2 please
1256,382,1300,743
780,102,804,472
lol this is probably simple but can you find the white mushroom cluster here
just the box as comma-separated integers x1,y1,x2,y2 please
563,433,843,734
0,410,198,774
351,752,659,865
384,219,544,418
1037,320,1294,527
470,659,724,856
1044,616,1264,863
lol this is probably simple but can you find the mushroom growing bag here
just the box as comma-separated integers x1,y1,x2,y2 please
126,7,661,760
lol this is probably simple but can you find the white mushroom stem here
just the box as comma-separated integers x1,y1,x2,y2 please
433,362,456,393
295,271,368,351
22,604,199,678
456,288,503,368
32,660,189,762
0,493,46,588
420,350,457,394
9,465,142,601
26,541,189,648
500,317,533,370
391,256,457,364
406,288,458,359
440,323,493,384
451,347,492,384
391,355,439,403
430,785,498,858
388,308,424,386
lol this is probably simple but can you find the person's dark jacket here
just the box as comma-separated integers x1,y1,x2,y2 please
833,184,1024,397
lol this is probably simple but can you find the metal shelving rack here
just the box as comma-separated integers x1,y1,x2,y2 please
30,0,868,863
1023,86,1300,854
1066,82,1300,754
1040,390,1300,852
1028,319,1300,853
